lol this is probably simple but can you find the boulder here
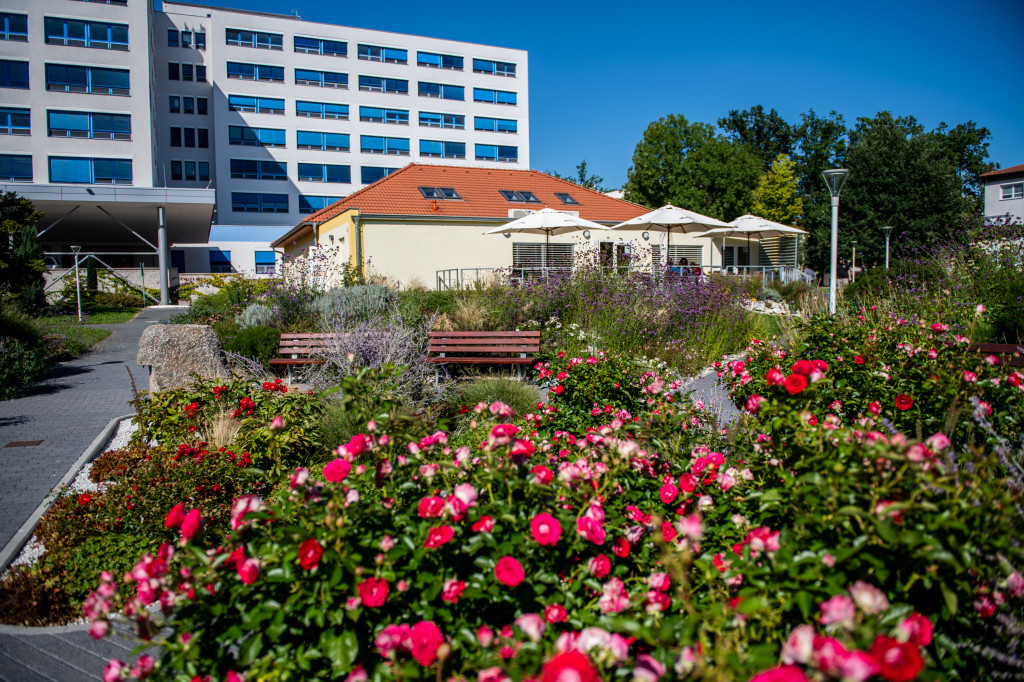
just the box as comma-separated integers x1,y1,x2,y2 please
137,324,230,392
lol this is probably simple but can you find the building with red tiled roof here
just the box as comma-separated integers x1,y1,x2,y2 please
272,164,681,287
980,163,1024,221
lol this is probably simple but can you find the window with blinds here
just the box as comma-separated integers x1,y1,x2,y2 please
757,236,798,266
513,243,574,268
653,245,703,267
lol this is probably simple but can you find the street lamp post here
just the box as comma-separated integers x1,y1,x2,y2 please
851,240,857,283
822,169,849,315
70,245,83,322
881,226,893,269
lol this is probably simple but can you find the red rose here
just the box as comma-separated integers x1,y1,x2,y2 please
894,394,914,411
425,525,455,549
323,458,351,482
588,554,611,578
358,577,389,607
679,473,697,493
530,513,562,546
544,603,568,623
78,493,92,506
409,621,444,667
494,556,525,587
766,368,786,386
164,502,186,529
237,557,260,585
749,665,809,682
612,537,630,558
661,521,677,542
542,650,599,682
854,355,865,365
869,635,924,682
785,374,808,395
298,538,323,570
792,360,815,376
418,496,446,518
812,359,829,373
659,483,678,504
472,515,494,533
441,579,466,603
180,509,202,541
552,385,564,395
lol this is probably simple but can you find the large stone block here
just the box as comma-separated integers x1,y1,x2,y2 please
137,324,230,392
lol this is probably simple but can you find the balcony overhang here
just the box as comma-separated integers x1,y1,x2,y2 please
1,184,216,246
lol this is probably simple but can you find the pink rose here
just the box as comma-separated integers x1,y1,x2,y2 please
819,594,855,627
441,579,466,603
180,509,202,542
494,556,525,587
409,621,444,666
898,612,933,646
323,458,351,482
588,554,611,579
531,513,562,546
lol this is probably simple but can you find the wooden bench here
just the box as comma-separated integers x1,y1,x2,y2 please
269,333,342,382
427,331,540,377
967,342,1024,368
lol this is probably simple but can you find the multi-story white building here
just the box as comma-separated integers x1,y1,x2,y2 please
157,1,529,232
0,0,529,283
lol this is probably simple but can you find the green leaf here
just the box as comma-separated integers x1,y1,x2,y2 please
237,631,263,667
321,629,358,672
940,582,958,615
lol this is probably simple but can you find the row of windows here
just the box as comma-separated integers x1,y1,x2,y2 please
219,64,519,104
49,111,131,139
230,192,347,215
44,17,128,50
170,160,210,182
0,154,133,184
168,62,207,82
169,96,208,115
44,63,129,95
218,29,516,76
167,29,206,50
169,127,209,148
417,187,575,205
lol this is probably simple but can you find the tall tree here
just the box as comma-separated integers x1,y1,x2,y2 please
0,192,45,309
930,121,996,211
806,112,973,269
718,105,798,171
624,114,762,220
750,154,803,224
546,160,609,192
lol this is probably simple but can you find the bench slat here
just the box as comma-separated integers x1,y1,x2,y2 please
428,331,541,338
426,357,534,364
426,338,539,346
428,345,538,353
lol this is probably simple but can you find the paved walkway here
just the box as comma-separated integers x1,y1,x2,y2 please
0,307,182,681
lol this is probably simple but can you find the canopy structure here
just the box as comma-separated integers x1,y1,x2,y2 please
611,205,730,262
483,207,611,268
697,214,808,269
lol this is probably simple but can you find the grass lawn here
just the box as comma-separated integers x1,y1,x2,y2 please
33,306,139,360
82,307,141,324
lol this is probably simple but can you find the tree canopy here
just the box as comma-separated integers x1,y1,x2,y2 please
0,192,45,309
750,154,803,225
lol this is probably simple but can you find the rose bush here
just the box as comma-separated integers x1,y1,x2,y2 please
89,361,1024,681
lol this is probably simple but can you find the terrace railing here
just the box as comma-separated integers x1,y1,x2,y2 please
435,265,807,290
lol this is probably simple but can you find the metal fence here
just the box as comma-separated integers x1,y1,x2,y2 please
436,264,807,290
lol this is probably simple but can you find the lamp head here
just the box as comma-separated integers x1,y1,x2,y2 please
822,168,849,197
582,230,591,239
70,245,81,253
641,231,650,241
881,225,893,237
503,232,511,239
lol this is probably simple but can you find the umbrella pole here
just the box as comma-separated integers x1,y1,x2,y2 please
544,230,548,274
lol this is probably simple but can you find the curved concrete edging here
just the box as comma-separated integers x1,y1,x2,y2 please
0,413,134,578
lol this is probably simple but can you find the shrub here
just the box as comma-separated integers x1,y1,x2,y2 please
0,305,49,398
90,291,144,308
319,284,396,326
224,325,281,369
236,303,276,330
441,376,542,426
758,287,783,302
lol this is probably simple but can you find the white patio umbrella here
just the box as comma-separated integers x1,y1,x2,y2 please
483,207,611,268
611,204,730,266
697,214,808,270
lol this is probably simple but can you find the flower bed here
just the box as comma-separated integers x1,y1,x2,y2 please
81,351,1023,681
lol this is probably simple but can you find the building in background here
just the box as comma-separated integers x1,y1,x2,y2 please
0,0,529,279
981,164,1024,222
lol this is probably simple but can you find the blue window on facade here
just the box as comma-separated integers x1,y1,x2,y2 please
0,154,32,182
296,69,347,88
226,62,284,82
358,76,408,94
254,251,276,274
0,60,29,89
231,192,288,213
358,45,407,64
228,95,285,114
44,17,128,50
475,117,517,133
298,195,344,214
295,101,349,119
209,249,232,273
360,136,409,156
472,59,516,77
228,125,286,147
229,159,287,180
294,36,347,56
419,112,464,129
359,107,408,125
167,28,178,47
45,64,128,95
416,52,463,70
475,144,518,163
296,131,349,151
0,13,28,41
474,88,516,105
298,163,351,183
418,82,463,100
0,107,30,135
361,166,397,184
48,111,131,139
419,140,465,159
225,28,282,50
49,156,132,184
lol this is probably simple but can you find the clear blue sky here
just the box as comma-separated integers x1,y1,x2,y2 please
191,0,1024,190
